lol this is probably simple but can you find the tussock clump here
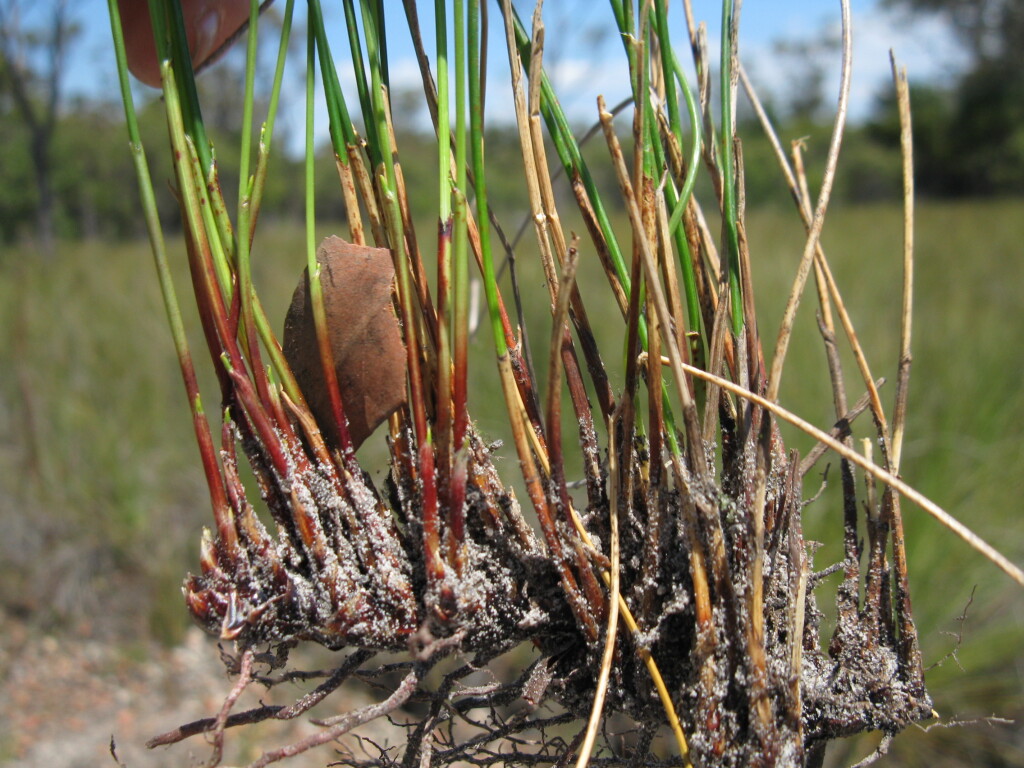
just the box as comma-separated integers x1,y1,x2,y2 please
111,0,1020,766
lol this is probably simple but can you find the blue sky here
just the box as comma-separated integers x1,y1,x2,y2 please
65,0,966,142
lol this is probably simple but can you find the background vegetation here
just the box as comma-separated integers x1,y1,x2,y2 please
1,0,1023,244
0,0,1021,765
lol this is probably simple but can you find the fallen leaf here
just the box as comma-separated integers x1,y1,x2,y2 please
283,236,407,451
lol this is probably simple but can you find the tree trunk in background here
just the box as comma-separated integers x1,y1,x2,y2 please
29,124,55,252
0,0,74,253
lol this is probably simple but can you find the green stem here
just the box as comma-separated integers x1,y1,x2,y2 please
435,0,461,564
649,3,705,347
244,0,305,407
469,3,504,358
362,0,441,578
236,0,260,366
653,0,683,149
249,0,295,234
665,55,703,339
452,0,470,453
147,0,212,175
342,0,381,164
305,18,357,465
184,139,234,306
310,0,359,157
107,0,230,532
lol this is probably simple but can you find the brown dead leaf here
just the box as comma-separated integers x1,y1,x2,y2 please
283,236,407,451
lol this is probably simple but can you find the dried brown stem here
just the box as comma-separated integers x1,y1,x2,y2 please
764,0,851,404
883,54,925,685
597,97,706,480
799,380,884,476
741,62,891,448
889,52,914,473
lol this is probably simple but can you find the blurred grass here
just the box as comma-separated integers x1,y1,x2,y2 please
1,198,1021,763
0,237,205,643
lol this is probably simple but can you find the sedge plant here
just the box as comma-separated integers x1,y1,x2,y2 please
106,0,1024,766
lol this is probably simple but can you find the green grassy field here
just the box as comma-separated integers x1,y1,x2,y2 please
1,198,1021,765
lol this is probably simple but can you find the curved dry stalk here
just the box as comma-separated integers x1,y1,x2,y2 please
765,0,852,403
742,54,898,470
679,361,1024,587
882,53,923,680
574,414,622,768
798,381,881,476
526,398,694,768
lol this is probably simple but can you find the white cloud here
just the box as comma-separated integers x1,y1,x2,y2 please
740,6,970,122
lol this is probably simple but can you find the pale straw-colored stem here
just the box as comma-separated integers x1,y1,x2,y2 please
890,52,915,473
681,362,1024,587
765,0,852,403
574,413,622,768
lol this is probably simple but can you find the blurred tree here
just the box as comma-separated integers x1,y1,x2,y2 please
0,99,34,241
947,62,1024,194
0,0,77,251
884,0,1024,67
770,33,841,123
881,0,1024,194
868,84,956,196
